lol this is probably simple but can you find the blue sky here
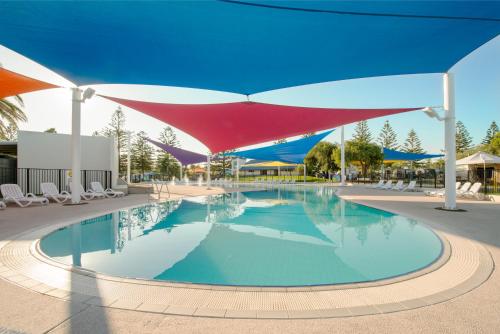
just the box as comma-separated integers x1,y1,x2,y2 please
1,35,498,154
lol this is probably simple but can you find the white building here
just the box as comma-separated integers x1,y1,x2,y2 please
0,130,120,194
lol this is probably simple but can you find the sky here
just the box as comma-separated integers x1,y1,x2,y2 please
0,35,498,155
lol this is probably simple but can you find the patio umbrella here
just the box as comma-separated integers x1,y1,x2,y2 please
456,151,500,194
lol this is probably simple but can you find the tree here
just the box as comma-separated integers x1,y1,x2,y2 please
402,129,425,154
488,132,500,155
455,121,473,154
482,121,499,145
352,120,372,144
377,120,399,150
131,131,154,179
304,142,337,177
2,124,17,141
333,141,383,179
44,128,57,134
274,138,287,144
0,96,26,140
156,126,180,178
102,106,128,176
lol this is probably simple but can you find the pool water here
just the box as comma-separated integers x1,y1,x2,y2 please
40,188,442,286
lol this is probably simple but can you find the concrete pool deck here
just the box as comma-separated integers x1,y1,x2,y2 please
0,184,499,333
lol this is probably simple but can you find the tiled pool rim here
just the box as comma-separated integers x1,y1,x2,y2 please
0,198,494,319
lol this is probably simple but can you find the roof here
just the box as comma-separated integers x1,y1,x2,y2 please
456,151,500,165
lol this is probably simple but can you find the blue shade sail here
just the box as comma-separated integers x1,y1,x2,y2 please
0,1,499,94
383,148,444,161
229,130,333,163
146,138,207,165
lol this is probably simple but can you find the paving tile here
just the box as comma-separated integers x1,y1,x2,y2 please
256,310,289,319
85,296,117,307
136,303,169,313
165,305,197,316
110,299,143,310
224,309,257,318
193,308,226,317
348,305,381,316
374,302,408,313
31,283,55,294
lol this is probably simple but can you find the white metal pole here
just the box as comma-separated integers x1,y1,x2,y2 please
443,72,457,210
341,125,346,186
207,154,211,189
236,159,240,183
127,131,131,184
71,88,82,204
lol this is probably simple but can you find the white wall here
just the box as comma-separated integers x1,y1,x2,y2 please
17,130,116,171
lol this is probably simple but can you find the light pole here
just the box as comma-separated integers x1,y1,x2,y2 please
340,125,346,186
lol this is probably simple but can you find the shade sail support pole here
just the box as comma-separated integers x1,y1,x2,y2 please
340,126,346,186
207,154,211,189
443,72,457,210
236,158,240,183
70,88,83,204
127,131,131,184
303,164,306,183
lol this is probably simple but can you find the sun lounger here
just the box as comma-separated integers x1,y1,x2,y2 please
70,183,103,200
0,184,49,207
401,180,417,192
391,180,404,191
0,201,5,210
370,180,384,188
91,181,125,198
425,182,461,196
460,182,482,199
381,180,393,190
41,182,71,203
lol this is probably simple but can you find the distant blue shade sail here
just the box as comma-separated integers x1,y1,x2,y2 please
229,130,333,163
383,148,444,161
0,1,499,94
146,138,207,166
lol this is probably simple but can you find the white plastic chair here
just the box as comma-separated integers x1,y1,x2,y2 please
0,201,5,210
91,181,124,198
402,180,417,192
370,180,384,188
41,182,71,203
0,184,49,207
460,182,482,199
425,182,460,196
381,180,393,190
70,183,102,200
391,180,404,191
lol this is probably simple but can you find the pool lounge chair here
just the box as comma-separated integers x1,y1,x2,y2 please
91,182,125,198
0,184,49,207
70,183,103,200
41,182,71,203
0,201,5,210
370,180,384,188
425,182,461,196
381,180,393,190
401,180,417,192
460,182,482,199
391,180,404,191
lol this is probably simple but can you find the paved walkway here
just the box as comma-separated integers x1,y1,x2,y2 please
0,185,499,333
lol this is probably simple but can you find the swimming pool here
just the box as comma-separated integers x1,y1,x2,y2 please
40,188,443,286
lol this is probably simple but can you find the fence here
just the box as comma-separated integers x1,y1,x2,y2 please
355,169,445,189
0,168,112,195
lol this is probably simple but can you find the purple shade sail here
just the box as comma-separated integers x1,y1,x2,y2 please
146,138,207,165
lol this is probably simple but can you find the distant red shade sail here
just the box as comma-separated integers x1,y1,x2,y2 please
103,95,421,153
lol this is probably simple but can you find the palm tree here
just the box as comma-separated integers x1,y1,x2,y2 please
0,96,26,140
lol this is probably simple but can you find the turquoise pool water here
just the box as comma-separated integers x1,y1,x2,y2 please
40,188,442,286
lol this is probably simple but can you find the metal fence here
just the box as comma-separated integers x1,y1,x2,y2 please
0,168,112,195
355,169,445,188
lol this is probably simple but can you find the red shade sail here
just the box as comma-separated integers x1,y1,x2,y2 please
0,67,58,99
103,95,421,153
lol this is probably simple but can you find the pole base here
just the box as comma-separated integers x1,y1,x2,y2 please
63,202,89,206
435,206,467,212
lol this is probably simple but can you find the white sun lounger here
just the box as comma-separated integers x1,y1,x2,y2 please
401,180,417,192
391,180,404,191
0,201,5,210
0,184,49,208
425,182,461,196
381,180,393,190
370,180,384,188
460,182,482,199
70,183,103,200
41,182,71,203
91,182,125,198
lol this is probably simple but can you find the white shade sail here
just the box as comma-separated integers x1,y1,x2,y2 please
456,151,500,165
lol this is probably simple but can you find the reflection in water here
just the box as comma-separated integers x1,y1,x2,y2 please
40,187,441,286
